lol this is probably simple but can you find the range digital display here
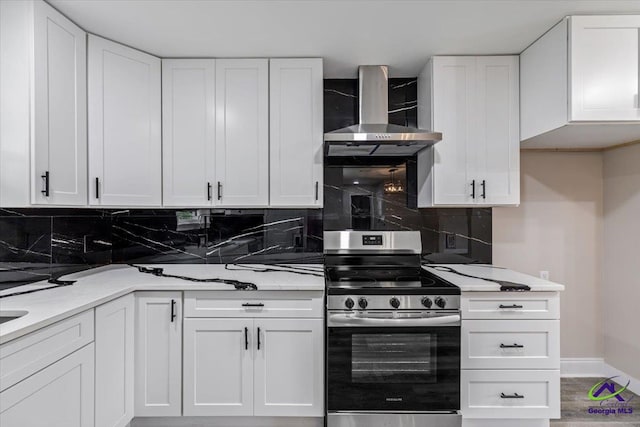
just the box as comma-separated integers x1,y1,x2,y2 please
362,235,383,245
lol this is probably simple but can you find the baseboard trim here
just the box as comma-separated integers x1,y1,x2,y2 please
560,358,605,377
561,358,640,395
603,362,640,396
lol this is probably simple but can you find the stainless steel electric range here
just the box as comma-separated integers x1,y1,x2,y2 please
324,230,462,427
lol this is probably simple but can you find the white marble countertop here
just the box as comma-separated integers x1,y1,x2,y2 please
0,264,324,344
423,264,565,292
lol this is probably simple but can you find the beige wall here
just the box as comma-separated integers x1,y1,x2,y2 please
493,151,604,358
602,143,640,380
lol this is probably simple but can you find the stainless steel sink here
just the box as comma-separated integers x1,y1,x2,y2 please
0,310,28,324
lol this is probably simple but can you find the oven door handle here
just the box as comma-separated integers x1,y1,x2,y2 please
328,313,461,327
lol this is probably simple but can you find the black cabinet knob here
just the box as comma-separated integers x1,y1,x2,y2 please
435,297,446,308
345,298,355,309
390,297,400,309
358,298,368,309
421,297,433,308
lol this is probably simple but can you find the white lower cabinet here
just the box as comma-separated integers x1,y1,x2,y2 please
460,292,561,424
95,294,135,427
253,318,324,416
183,292,324,418
461,370,560,419
135,292,182,417
0,343,95,427
183,318,254,416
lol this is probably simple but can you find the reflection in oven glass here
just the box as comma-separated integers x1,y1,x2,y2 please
351,333,436,384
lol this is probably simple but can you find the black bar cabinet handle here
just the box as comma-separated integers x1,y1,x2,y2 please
244,327,248,350
481,180,486,199
470,180,476,199
257,327,261,350
95,177,100,199
207,182,212,201
41,171,50,197
170,299,176,322
501,393,524,399
499,304,524,309
500,343,524,349
242,303,265,307
315,181,319,201
217,181,222,200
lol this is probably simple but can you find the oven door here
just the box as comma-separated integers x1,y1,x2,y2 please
327,312,460,412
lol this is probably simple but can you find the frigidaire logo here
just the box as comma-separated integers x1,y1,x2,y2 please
385,397,403,402
586,377,634,417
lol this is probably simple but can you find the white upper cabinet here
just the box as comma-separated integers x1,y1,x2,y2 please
32,1,87,206
215,59,269,207
475,57,520,206
521,15,640,149
88,35,162,206
162,59,216,207
0,0,87,207
417,56,520,207
570,16,639,122
269,58,324,208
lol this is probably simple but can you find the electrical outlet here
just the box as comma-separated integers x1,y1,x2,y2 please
540,270,550,280
445,234,456,249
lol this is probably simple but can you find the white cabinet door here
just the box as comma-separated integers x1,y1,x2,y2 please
88,35,161,206
430,56,477,206
135,292,182,416
95,295,134,427
419,56,520,207
476,56,520,205
162,59,216,207
183,318,254,416
0,344,94,427
570,16,640,122
215,59,269,207
253,318,324,417
32,0,87,205
269,58,324,207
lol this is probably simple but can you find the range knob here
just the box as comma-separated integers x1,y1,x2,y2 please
421,297,433,308
435,297,446,309
390,297,400,309
345,298,355,309
358,297,368,309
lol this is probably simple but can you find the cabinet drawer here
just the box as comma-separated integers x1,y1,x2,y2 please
461,292,559,319
462,320,559,369
461,370,560,419
0,310,94,391
184,291,324,318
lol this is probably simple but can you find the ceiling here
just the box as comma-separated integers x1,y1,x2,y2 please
49,0,640,78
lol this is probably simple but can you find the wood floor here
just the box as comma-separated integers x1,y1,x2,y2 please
552,378,640,427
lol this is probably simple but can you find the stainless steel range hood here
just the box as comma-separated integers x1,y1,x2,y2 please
324,65,442,157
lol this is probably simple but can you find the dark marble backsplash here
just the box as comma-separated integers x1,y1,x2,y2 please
0,208,323,289
0,77,491,289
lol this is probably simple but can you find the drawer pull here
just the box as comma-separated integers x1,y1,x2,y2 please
499,304,523,309
501,392,524,399
242,303,265,307
244,327,248,350
500,343,524,349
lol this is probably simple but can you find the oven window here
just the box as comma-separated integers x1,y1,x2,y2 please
351,333,436,383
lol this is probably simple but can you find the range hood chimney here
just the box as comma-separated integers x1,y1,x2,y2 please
324,65,442,157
